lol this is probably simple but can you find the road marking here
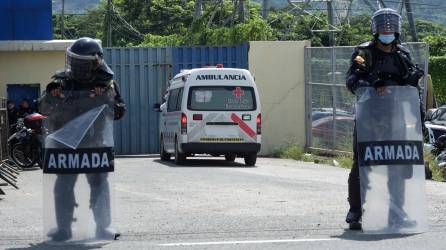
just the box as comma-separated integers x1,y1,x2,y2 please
159,238,338,246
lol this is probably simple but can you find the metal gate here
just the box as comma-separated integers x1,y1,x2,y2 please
172,44,249,74
104,47,172,155
104,44,249,155
305,43,429,154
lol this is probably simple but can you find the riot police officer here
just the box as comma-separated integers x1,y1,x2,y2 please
345,8,424,230
42,37,126,241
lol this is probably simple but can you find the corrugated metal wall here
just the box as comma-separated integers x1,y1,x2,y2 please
104,44,249,155
172,44,249,75
104,47,172,155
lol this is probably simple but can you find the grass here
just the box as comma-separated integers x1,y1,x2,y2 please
333,155,353,169
425,150,445,182
275,143,349,166
276,144,444,182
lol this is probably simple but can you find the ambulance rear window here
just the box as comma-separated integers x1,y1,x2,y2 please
188,86,256,111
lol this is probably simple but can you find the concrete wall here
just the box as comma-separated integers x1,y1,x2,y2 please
0,51,66,97
0,40,74,98
248,41,310,155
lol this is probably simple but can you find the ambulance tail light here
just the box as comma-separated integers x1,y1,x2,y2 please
181,113,187,134
216,64,224,68
193,114,203,120
256,114,261,135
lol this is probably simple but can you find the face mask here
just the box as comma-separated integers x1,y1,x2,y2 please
378,34,395,45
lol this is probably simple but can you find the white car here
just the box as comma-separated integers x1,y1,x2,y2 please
155,66,261,166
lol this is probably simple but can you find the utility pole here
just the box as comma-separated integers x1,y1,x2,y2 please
61,0,65,39
194,0,203,19
238,0,246,23
404,0,418,42
107,0,112,47
327,0,335,46
262,0,269,20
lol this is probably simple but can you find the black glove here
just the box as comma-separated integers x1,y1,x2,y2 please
114,102,126,120
406,68,424,86
347,75,370,94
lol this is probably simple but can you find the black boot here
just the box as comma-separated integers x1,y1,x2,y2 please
47,228,72,242
346,210,362,230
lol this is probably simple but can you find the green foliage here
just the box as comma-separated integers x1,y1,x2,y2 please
53,0,446,48
140,34,182,47
422,35,446,56
114,0,195,36
301,153,315,162
429,56,446,104
278,144,304,161
333,155,353,169
53,4,105,41
336,15,372,46
425,150,444,182
202,17,275,46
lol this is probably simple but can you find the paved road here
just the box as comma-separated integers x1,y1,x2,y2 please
1,157,446,249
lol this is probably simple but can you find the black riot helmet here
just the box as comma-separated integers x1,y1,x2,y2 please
371,8,402,39
66,37,104,81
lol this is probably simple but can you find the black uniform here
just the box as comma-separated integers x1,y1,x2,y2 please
346,41,424,219
42,62,125,240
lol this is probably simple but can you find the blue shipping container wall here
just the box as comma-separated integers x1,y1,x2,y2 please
104,44,248,155
0,0,52,40
104,47,172,155
172,44,249,75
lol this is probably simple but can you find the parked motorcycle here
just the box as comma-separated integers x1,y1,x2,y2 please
8,113,47,169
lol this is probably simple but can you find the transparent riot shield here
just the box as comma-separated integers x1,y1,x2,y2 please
356,85,428,234
41,89,116,244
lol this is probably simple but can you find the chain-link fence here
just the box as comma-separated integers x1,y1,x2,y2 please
305,43,429,154
0,98,8,161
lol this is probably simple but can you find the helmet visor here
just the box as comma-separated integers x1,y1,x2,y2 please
372,11,401,34
66,48,100,81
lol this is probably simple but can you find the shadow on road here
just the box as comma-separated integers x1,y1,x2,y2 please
332,229,418,241
154,158,256,168
6,241,108,250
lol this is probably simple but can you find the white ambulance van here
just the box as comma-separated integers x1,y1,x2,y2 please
156,66,261,166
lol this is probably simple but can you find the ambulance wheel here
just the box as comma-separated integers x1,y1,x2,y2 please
244,153,257,166
225,154,236,162
160,136,171,161
174,138,186,165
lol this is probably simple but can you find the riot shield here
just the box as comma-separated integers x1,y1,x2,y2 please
41,89,116,244
356,85,428,234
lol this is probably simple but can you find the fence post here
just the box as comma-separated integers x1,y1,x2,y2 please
304,47,313,150
331,47,337,152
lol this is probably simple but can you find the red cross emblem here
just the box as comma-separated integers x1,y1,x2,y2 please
233,87,245,98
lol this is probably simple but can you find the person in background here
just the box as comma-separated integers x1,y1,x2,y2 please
18,99,34,118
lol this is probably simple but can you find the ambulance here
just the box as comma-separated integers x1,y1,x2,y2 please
156,65,261,166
